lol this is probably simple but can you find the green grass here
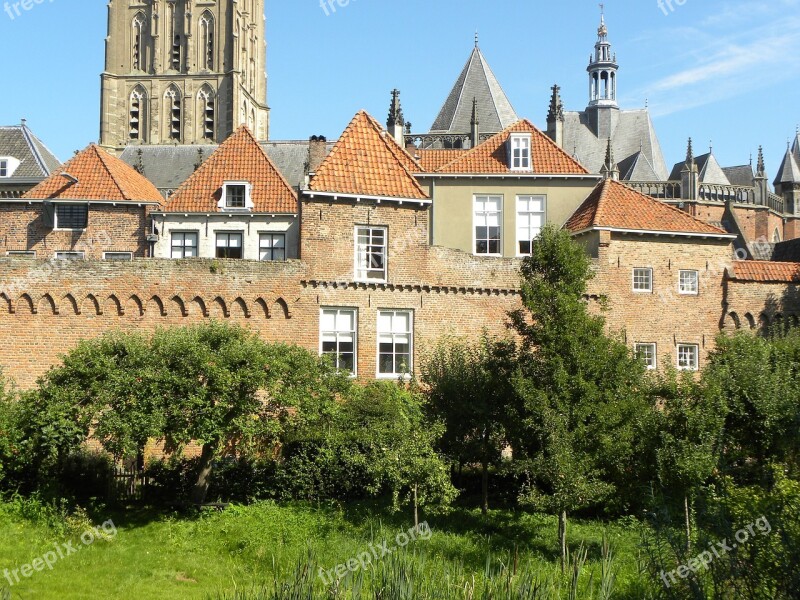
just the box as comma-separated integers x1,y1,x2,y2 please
0,499,650,599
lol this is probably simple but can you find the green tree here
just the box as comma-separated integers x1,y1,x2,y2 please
151,323,349,504
507,224,651,569
421,335,516,514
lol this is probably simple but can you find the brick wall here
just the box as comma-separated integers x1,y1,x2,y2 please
0,202,150,259
723,276,800,331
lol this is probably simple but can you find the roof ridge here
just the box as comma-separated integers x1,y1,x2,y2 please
18,122,49,176
90,144,128,201
451,48,478,132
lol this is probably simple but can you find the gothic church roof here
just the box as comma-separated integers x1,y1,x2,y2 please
430,46,519,135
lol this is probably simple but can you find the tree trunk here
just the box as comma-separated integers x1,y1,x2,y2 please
684,493,692,552
413,484,419,530
481,430,490,515
559,510,568,573
191,441,217,505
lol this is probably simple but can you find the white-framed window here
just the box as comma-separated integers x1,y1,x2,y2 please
633,268,653,293
355,226,387,281
55,251,85,260
103,252,134,261
216,232,244,259
259,233,286,261
509,134,532,171
377,310,413,378
474,195,502,256
0,159,7,178
320,308,357,376
54,204,88,230
171,232,198,258
0,157,19,178
634,343,657,370
516,195,545,256
677,344,699,371
221,181,251,209
6,250,35,257
679,270,699,295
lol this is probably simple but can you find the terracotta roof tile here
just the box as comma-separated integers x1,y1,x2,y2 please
163,126,297,213
729,261,800,283
565,179,729,236
416,149,468,172
434,120,589,175
23,144,163,205
309,111,429,200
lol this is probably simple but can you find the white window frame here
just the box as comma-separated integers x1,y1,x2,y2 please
219,181,253,211
259,232,286,262
509,134,532,171
377,309,413,379
55,251,85,261
6,250,35,257
516,195,546,256
0,157,20,178
171,231,199,258
632,268,653,293
677,344,699,371
54,204,89,231
474,195,503,256
678,270,699,295
0,159,7,178
354,226,388,282
319,307,358,376
215,231,244,259
103,252,134,261
634,343,657,370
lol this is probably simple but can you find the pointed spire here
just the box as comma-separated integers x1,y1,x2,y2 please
387,89,404,128
587,6,618,108
547,84,565,124
470,97,479,126
601,137,619,180
598,3,608,39
757,146,766,177
686,137,695,166
470,97,480,148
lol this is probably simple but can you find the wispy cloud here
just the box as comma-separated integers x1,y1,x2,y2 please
625,4,800,117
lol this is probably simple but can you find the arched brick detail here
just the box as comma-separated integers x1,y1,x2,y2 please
254,297,269,318
17,294,35,314
106,295,124,316
231,297,250,318
128,295,144,317
192,296,209,317
170,295,188,317
38,294,58,315
63,294,80,315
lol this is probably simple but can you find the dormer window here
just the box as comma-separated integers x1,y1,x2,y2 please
219,181,253,211
0,157,20,178
509,134,532,171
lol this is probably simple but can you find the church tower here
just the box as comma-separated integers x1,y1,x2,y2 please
586,7,619,140
99,0,269,152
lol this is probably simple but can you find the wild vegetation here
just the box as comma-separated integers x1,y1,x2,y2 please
1,225,799,598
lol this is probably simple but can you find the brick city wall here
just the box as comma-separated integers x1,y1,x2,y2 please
723,276,800,331
0,202,150,259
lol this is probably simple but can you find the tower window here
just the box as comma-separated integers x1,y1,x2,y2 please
199,88,215,141
200,13,214,70
129,89,144,141
220,181,252,210
169,3,181,71
132,14,145,71
166,88,182,141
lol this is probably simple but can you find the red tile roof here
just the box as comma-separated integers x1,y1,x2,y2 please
729,261,800,283
163,126,297,213
23,144,163,205
308,111,429,200
565,179,729,236
416,149,468,172
434,120,590,175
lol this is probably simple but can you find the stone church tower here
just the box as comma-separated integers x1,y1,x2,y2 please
99,0,269,152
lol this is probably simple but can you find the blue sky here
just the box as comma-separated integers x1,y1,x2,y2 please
1,0,798,178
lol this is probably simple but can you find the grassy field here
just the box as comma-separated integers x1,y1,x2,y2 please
0,499,652,599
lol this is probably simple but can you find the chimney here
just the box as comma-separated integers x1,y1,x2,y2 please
307,135,327,175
